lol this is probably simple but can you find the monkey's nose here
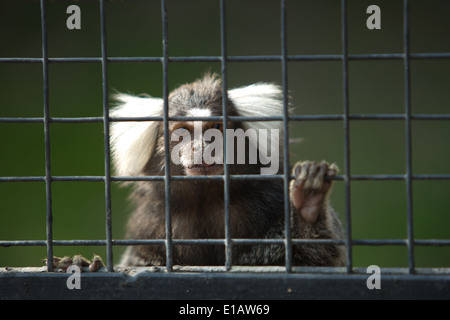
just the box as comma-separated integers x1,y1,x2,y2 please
192,161,215,168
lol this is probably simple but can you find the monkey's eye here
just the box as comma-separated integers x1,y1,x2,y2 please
211,123,223,131
173,127,190,136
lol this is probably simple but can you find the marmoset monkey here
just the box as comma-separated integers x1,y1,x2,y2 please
112,73,345,267
47,73,345,271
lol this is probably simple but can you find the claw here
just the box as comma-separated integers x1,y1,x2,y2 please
73,255,91,270
89,254,104,272
327,163,339,176
44,256,73,271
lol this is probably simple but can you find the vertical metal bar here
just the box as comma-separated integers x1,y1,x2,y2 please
161,0,173,272
40,0,53,272
100,0,113,272
220,0,232,271
281,0,292,273
341,0,353,274
403,0,415,274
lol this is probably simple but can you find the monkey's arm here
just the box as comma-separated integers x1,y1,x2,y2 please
289,161,346,266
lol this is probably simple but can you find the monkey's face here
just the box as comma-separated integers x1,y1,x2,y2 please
169,114,226,176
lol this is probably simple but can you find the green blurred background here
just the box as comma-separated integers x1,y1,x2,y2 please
0,0,449,268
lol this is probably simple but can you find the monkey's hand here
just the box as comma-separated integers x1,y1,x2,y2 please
43,255,104,272
289,161,338,224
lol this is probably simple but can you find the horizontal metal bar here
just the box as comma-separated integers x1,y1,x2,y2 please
0,117,105,123
414,239,450,246
0,117,45,123
2,113,450,124
350,174,450,181
112,175,285,182
0,240,106,247
2,174,450,183
1,52,449,64
0,177,47,182
2,238,449,248
0,175,284,183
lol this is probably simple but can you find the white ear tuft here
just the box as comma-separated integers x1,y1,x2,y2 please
228,83,287,133
229,83,290,165
110,93,163,176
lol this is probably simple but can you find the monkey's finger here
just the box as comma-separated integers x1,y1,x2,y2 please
326,163,339,176
89,255,104,272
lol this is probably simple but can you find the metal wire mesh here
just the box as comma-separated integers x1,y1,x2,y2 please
0,0,450,281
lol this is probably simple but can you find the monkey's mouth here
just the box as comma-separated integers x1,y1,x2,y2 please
186,163,224,176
